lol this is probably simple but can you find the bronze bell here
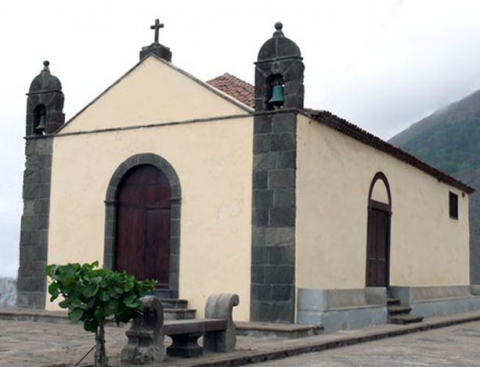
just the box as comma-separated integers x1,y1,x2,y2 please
268,85,285,108
36,114,46,134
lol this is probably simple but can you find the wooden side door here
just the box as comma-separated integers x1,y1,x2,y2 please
115,165,171,288
366,205,390,287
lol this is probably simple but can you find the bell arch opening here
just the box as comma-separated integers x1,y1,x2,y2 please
266,74,285,110
33,105,47,135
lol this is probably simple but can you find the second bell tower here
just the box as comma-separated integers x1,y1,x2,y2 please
17,61,65,308
250,23,304,323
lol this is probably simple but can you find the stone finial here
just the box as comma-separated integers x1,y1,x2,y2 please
140,19,172,62
29,60,62,93
204,293,239,353
273,22,284,37
121,296,165,364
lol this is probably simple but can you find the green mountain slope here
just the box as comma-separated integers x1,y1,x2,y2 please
390,90,480,178
390,90,480,284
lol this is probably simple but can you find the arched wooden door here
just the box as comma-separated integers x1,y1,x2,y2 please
115,165,171,289
366,172,392,287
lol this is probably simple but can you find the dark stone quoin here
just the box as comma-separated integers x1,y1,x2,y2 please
17,61,65,308
250,23,304,323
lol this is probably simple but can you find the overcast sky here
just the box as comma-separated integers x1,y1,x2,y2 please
1,0,480,277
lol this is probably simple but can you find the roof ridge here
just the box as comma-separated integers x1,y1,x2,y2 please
207,73,253,86
206,73,254,108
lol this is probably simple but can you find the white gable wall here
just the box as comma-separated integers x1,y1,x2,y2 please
61,56,248,134
46,57,254,320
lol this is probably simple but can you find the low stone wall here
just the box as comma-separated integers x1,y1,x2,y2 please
297,287,387,333
0,278,17,309
390,285,480,318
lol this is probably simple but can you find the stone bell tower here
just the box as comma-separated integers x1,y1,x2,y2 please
26,61,65,136
254,22,304,111
250,23,304,323
17,61,65,308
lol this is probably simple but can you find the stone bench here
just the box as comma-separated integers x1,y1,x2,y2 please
121,293,239,364
390,285,480,318
164,318,229,357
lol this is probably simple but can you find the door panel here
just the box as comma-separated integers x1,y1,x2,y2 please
144,209,170,286
115,165,171,288
366,208,390,287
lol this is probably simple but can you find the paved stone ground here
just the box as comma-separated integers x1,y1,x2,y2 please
0,319,281,367
251,322,480,366
0,320,97,367
2,311,480,367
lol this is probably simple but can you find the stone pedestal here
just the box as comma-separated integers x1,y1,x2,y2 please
121,296,165,364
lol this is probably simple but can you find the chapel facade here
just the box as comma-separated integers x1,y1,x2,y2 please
17,21,477,330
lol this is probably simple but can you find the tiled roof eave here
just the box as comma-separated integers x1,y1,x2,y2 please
301,109,475,194
202,73,473,194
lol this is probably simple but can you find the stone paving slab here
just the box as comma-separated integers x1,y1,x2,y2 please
2,310,480,367
251,321,480,366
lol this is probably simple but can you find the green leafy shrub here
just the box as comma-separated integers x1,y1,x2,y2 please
46,261,157,366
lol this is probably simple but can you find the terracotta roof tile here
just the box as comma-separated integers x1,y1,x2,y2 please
206,73,255,108
304,109,474,193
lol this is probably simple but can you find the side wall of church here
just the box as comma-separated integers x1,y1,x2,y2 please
296,114,469,289
46,116,253,320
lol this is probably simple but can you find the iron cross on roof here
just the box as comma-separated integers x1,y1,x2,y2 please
150,19,164,43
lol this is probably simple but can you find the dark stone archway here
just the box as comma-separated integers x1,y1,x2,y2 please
367,171,392,208
104,153,181,297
